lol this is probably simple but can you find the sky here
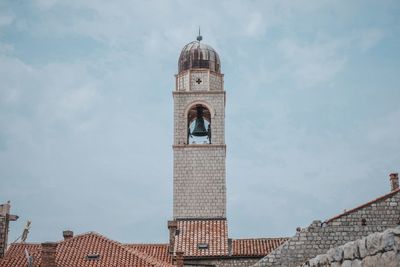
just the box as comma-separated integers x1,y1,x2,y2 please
0,0,400,244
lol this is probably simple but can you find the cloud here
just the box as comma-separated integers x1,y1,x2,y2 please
276,37,348,88
356,28,385,52
0,14,13,27
1,0,399,243
33,0,61,10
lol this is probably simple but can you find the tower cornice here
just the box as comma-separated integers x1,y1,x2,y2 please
172,91,226,96
173,144,226,149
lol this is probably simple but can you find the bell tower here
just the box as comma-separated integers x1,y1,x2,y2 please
173,34,226,219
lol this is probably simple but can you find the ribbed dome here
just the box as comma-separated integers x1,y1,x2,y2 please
178,41,221,74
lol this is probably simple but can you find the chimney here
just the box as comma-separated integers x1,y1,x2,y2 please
41,242,57,267
0,201,19,259
390,173,399,191
167,220,178,254
62,230,73,240
174,251,184,267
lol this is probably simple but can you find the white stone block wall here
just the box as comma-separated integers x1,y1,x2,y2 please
173,68,226,219
298,226,400,267
173,145,226,219
253,190,400,267
176,70,223,92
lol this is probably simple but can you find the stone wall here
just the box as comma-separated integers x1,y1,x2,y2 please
173,145,226,219
0,214,6,258
254,189,400,267
176,70,223,92
298,226,400,267
0,203,10,259
173,66,226,219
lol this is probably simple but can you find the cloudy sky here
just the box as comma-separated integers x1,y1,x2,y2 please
1,1,400,244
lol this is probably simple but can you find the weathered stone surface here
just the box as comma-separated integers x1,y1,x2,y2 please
327,247,343,262
356,238,368,258
343,241,359,260
296,226,400,267
315,254,329,265
254,190,400,267
341,260,352,267
330,262,341,267
350,259,362,267
362,253,382,267
365,232,382,255
380,250,400,267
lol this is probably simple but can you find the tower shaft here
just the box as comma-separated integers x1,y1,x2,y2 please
173,58,226,219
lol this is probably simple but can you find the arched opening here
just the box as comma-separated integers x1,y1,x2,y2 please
187,104,211,144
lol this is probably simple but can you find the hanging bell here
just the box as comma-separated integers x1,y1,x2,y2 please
191,106,208,137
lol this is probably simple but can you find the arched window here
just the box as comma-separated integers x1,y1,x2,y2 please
187,104,211,144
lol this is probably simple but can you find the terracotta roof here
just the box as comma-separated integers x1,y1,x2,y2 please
232,238,289,257
125,244,172,263
0,232,174,267
0,243,41,267
325,188,400,223
174,219,228,257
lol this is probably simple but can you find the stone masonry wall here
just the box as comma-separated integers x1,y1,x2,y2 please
254,190,400,267
0,203,10,259
298,226,400,267
173,145,226,219
0,215,6,258
176,70,223,92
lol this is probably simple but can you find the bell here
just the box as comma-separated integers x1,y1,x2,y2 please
191,107,208,137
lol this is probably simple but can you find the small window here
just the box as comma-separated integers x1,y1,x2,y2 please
86,253,100,260
197,243,209,249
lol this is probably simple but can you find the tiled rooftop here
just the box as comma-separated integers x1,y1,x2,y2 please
1,243,41,267
0,227,288,266
125,243,172,263
174,219,229,257
0,232,174,267
232,238,288,257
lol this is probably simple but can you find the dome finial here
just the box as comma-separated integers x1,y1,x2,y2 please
197,26,202,42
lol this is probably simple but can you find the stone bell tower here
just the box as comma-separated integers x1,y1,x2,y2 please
173,34,226,219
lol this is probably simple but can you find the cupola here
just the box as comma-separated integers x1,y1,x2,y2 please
178,34,221,74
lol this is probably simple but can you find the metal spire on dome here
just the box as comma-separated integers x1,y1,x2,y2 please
197,27,202,42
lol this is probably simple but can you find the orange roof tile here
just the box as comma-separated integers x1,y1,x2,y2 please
0,232,174,267
124,244,172,264
174,219,228,257
1,243,41,267
232,238,288,257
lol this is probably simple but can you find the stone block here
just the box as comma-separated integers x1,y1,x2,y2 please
315,254,329,265
331,262,341,267
341,260,352,267
365,232,382,256
356,238,368,258
380,250,400,267
343,242,359,260
327,246,344,262
361,253,382,267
